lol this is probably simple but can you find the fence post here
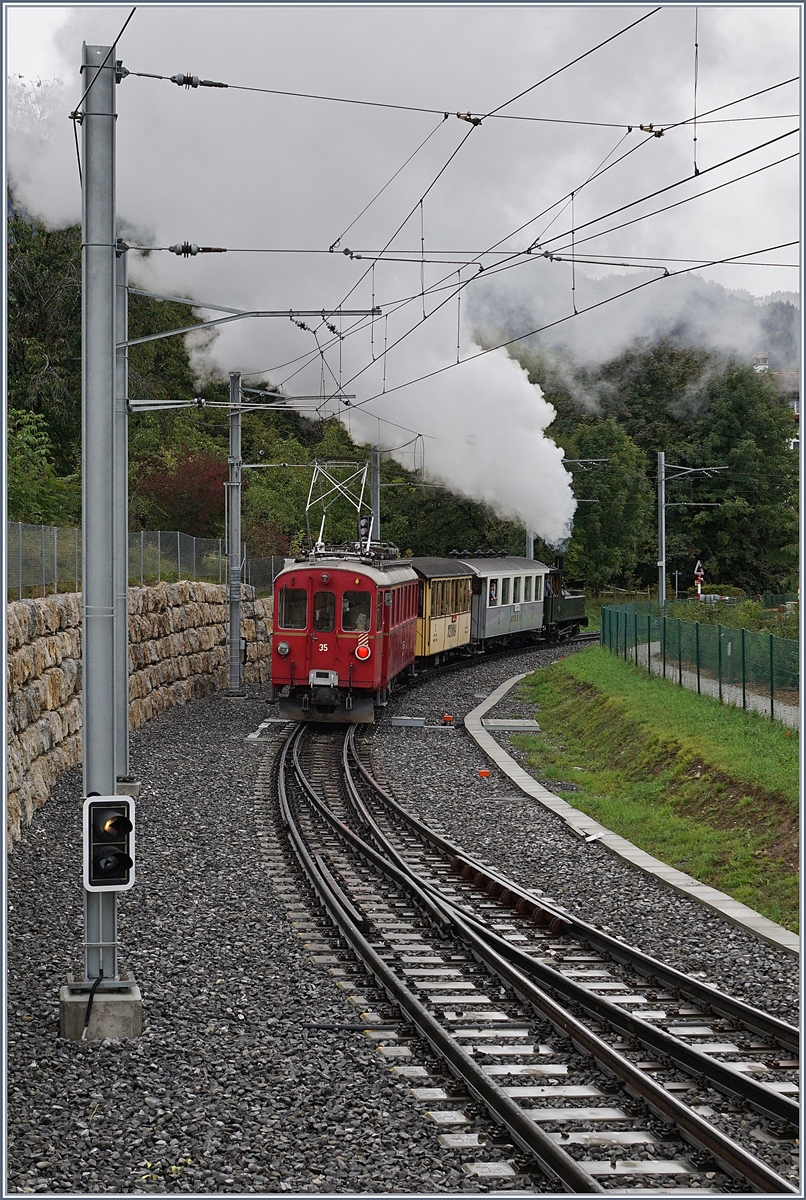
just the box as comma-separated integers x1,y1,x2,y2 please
19,521,23,600
140,530,144,587
662,615,666,678
678,618,682,686
717,623,722,703
695,621,701,694
741,627,747,711
41,524,46,597
647,613,651,674
769,633,775,721
177,530,181,581
634,612,639,666
193,536,197,582
75,526,79,593
158,530,161,582
54,526,58,594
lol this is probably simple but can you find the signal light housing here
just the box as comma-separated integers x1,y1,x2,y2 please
83,796,135,892
355,644,371,661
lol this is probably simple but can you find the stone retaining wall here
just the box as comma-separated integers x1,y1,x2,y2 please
6,582,271,849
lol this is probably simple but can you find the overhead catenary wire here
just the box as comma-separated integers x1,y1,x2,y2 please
693,8,700,175
307,143,797,407
342,239,799,414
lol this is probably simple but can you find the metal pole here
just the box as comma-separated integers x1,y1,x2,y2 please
177,530,181,580
657,450,666,607
647,613,651,674
75,526,79,593
717,624,723,702
81,42,118,981
114,243,129,780
371,445,381,543
662,615,666,678
193,536,197,582
741,627,747,711
219,538,222,584
157,530,161,582
54,526,58,594
227,372,243,694
769,633,775,720
678,618,682,685
140,530,144,586
695,621,701,694
19,521,23,600
42,524,46,597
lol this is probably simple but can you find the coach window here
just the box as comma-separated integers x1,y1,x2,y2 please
313,591,335,632
501,578,511,606
524,576,532,602
513,577,521,604
278,587,308,629
488,578,498,606
535,575,544,601
343,590,372,631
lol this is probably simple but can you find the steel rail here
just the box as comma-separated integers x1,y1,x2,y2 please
287,727,797,1193
277,724,606,1193
347,732,799,1053
345,733,799,1125
338,736,799,1184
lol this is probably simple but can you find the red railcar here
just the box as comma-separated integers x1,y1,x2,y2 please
271,549,418,722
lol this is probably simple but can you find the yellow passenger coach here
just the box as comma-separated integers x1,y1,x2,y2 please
411,558,473,662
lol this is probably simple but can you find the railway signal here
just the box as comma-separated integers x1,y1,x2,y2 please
83,796,135,892
358,513,372,544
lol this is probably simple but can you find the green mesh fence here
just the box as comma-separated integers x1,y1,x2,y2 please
600,604,799,725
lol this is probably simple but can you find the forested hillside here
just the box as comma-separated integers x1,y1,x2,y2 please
7,198,799,592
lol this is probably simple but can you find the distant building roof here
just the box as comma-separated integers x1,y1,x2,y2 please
771,371,799,396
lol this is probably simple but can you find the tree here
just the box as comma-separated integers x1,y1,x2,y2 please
7,408,80,524
131,449,228,537
560,419,652,591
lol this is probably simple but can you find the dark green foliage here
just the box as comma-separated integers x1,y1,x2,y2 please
516,338,798,595
7,202,82,472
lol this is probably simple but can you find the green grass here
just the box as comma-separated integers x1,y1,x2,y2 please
513,648,799,931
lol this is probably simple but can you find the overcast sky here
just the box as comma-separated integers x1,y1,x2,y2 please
5,4,801,541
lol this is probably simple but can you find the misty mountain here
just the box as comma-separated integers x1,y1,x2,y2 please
467,269,800,372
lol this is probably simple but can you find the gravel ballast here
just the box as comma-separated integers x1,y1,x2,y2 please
7,691,515,1195
368,644,799,1025
7,644,798,1195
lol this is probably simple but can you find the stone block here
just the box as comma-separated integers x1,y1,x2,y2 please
59,985,143,1041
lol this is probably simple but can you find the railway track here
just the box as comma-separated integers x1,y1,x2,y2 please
269,722,799,1194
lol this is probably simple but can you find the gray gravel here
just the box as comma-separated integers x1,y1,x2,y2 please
6,690,510,1195
7,644,798,1195
367,644,800,1026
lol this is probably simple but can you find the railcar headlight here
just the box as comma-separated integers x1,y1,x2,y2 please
276,641,290,656
355,645,371,661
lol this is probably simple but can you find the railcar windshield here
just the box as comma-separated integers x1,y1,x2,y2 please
342,590,372,631
313,591,335,632
278,587,308,629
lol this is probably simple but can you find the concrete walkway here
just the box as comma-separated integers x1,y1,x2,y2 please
464,675,799,956
622,640,800,729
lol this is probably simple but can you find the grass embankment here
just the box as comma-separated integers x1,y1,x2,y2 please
514,648,799,932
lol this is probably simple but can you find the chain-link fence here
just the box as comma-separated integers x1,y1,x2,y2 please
7,522,286,598
601,603,799,726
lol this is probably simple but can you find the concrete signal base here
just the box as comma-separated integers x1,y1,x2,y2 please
59,985,143,1041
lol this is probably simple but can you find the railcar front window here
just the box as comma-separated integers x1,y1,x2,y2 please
278,587,308,629
313,591,335,632
343,590,372,631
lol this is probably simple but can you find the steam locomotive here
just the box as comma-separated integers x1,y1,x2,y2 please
270,542,586,723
